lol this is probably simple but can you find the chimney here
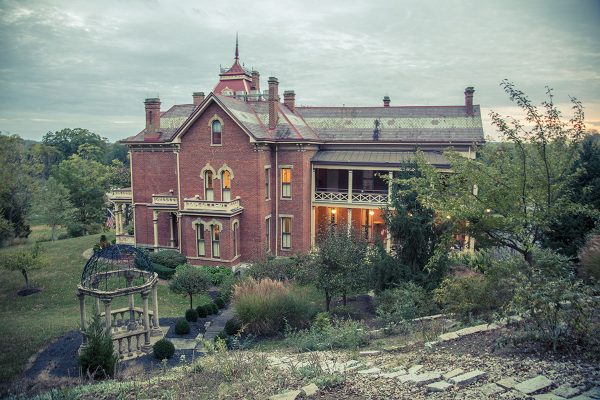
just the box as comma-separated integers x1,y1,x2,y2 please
268,77,279,130
383,96,390,107
283,90,295,112
144,97,161,140
251,70,260,92
464,87,475,116
193,92,205,106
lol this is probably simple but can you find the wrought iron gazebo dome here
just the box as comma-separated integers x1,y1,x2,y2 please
80,244,154,291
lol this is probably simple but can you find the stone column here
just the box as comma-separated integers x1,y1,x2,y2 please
141,291,151,349
151,284,161,335
102,298,112,334
95,297,101,316
77,292,86,332
348,170,353,204
311,168,316,202
126,275,136,329
115,204,122,235
169,213,175,247
152,210,159,250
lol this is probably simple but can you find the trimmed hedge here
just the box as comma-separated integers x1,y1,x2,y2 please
153,339,175,359
174,319,190,335
196,304,208,318
153,262,176,280
214,297,226,309
185,308,198,322
149,250,187,269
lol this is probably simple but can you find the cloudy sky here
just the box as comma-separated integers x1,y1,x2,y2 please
0,0,598,142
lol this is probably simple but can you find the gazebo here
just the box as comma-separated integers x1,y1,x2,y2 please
77,244,162,358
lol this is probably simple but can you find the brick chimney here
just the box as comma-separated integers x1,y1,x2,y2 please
283,90,295,112
251,70,260,92
464,87,475,116
383,96,390,107
268,77,279,130
144,97,161,140
193,92,205,106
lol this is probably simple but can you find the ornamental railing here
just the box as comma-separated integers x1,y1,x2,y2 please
116,235,135,245
151,194,178,206
183,197,242,213
107,188,132,201
314,190,388,205
314,191,349,203
352,192,388,205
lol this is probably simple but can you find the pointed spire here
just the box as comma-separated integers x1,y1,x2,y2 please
235,32,239,60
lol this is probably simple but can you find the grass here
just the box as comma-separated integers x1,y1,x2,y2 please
0,229,196,387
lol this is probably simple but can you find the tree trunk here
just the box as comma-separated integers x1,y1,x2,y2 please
524,250,534,266
342,293,347,306
325,291,331,312
21,268,29,288
51,225,56,241
189,294,193,310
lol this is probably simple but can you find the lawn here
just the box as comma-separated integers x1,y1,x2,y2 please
0,229,195,386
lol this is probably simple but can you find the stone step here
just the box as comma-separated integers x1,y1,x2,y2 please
426,381,453,392
514,375,554,395
443,368,464,380
553,385,584,398
449,370,487,387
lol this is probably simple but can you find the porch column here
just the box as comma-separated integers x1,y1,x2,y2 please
151,284,161,334
152,210,159,250
102,298,112,334
77,292,86,332
386,230,392,252
311,167,316,202
310,206,316,247
141,291,151,348
347,208,352,234
348,170,353,204
126,275,136,328
388,171,393,203
169,213,175,247
114,205,121,235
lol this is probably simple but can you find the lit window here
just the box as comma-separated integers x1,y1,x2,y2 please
281,217,291,249
265,217,271,252
196,224,205,256
265,167,271,200
212,120,222,145
281,168,291,198
204,170,214,201
211,224,220,258
222,170,231,201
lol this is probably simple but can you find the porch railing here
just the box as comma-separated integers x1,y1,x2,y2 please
314,189,388,205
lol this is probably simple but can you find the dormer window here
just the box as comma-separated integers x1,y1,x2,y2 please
212,120,222,145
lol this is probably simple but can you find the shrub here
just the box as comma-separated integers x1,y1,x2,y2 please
149,249,187,269
185,308,198,322
284,318,369,351
214,296,226,309
246,256,296,281
215,331,229,343
196,304,208,318
376,282,437,324
86,223,103,235
79,313,118,379
225,317,243,336
153,338,175,359
233,278,320,336
312,312,332,331
174,319,190,335
153,262,176,280
579,235,600,282
67,222,85,238
218,274,238,301
200,265,233,285
506,271,595,351
210,302,219,314
169,264,212,309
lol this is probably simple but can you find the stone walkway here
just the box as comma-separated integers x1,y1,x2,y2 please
168,307,234,352
267,350,600,400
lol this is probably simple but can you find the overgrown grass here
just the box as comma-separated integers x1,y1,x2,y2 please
0,230,192,388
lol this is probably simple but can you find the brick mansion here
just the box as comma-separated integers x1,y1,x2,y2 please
107,41,485,266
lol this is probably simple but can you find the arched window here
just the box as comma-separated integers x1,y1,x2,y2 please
212,120,222,145
211,224,220,258
196,223,205,256
233,221,239,257
221,170,231,201
204,170,214,201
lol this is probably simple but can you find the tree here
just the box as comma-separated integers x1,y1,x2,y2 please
42,128,108,161
169,264,212,309
0,243,46,289
53,154,111,226
298,226,368,311
79,312,118,379
412,81,586,266
32,177,76,240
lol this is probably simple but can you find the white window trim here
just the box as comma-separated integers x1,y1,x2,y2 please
280,214,293,250
279,165,293,200
209,115,224,147
264,165,271,201
265,214,272,253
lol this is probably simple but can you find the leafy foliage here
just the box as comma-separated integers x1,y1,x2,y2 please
283,318,369,352
148,249,187,270
247,256,297,281
153,338,175,360
78,313,118,379
32,177,76,241
375,282,438,324
199,265,233,285
0,243,46,288
579,235,600,282
185,308,198,322
174,319,190,335
169,264,212,309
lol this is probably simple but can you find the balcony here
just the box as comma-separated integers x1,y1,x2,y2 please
107,188,132,202
116,234,135,245
314,189,388,206
183,196,243,215
151,193,178,207
313,168,391,206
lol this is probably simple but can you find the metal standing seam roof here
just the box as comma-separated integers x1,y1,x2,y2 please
311,151,449,167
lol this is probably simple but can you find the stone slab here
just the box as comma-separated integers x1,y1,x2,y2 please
553,385,584,398
443,368,465,380
381,371,406,379
426,381,453,392
497,377,520,390
408,365,424,374
581,387,600,399
301,383,319,397
533,394,566,400
439,332,460,341
449,370,487,387
480,383,506,396
357,367,381,375
359,350,381,356
269,390,301,400
411,372,443,386
168,338,197,350
514,376,554,395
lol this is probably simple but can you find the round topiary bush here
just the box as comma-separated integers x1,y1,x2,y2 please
196,304,208,318
210,302,219,314
185,308,198,322
214,296,226,309
174,318,190,335
203,303,214,315
225,317,242,336
153,338,175,359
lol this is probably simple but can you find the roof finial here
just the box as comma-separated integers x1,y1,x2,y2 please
235,32,239,60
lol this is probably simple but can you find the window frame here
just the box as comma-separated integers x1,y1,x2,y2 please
204,170,214,201
211,224,220,259
211,119,222,146
221,170,231,202
265,166,271,200
281,216,292,250
265,216,271,253
280,167,292,199
196,223,205,257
